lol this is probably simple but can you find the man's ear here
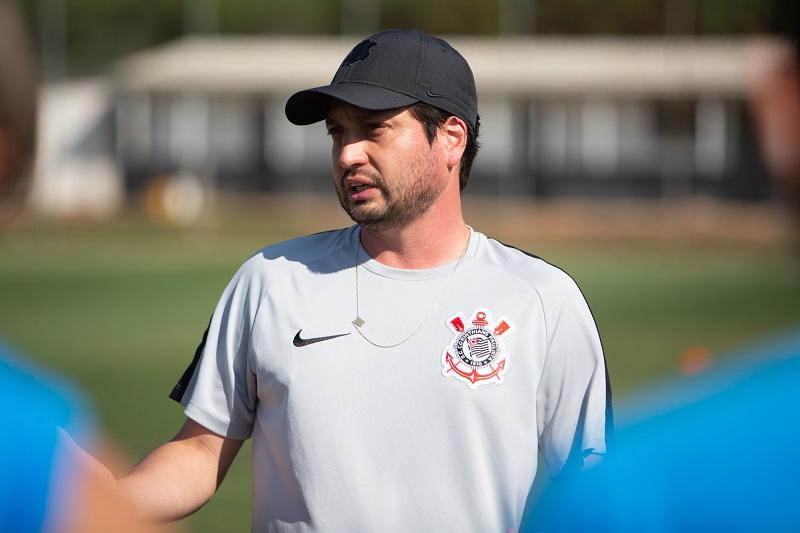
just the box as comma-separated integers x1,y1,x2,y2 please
440,116,468,172
0,130,17,193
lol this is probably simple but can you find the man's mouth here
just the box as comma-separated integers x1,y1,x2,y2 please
343,175,382,201
347,184,379,202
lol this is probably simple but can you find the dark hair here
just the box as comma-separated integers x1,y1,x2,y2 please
408,102,480,191
771,0,800,63
0,0,37,198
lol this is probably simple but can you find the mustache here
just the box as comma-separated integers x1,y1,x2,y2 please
342,170,390,195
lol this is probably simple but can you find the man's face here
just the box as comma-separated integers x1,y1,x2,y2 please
325,100,447,231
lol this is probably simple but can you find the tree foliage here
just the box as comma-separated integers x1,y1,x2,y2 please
15,0,778,76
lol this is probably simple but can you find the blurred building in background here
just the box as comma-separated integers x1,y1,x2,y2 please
28,35,787,219
29,79,121,217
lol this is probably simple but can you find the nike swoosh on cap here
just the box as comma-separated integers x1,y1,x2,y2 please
293,330,351,347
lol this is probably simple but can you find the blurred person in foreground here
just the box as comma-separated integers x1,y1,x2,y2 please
110,29,612,532
0,2,170,531
525,3,800,532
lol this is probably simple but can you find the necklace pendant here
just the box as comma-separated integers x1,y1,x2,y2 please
353,316,365,328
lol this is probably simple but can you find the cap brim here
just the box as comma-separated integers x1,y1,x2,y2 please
285,82,418,125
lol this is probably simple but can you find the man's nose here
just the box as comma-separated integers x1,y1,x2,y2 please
336,137,369,170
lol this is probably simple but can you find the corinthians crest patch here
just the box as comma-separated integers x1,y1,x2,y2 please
441,308,515,388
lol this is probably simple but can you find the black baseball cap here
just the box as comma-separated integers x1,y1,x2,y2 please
285,29,478,129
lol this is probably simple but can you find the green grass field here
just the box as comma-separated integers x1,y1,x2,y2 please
1,213,798,532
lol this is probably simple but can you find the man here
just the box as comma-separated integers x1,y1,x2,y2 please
526,4,800,531
0,5,92,533
527,333,800,533
119,29,611,532
0,1,163,531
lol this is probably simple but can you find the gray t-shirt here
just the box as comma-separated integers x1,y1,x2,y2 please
171,225,611,532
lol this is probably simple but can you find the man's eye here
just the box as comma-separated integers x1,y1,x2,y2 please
366,123,386,134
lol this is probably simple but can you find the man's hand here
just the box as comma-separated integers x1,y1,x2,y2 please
57,429,177,533
119,418,244,523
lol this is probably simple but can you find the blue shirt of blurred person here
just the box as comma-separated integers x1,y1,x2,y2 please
526,330,800,532
0,343,94,532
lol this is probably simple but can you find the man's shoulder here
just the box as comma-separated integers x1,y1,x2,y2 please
478,235,584,297
256,227,352,260
0,344,94,447
0,347,80,419
0,346,95,531
235,226,354,281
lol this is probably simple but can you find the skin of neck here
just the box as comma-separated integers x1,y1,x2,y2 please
359,164,469,270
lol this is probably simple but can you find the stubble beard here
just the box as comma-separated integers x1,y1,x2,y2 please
336,149,445,232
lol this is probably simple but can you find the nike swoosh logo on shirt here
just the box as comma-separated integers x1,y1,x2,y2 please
293,330,350,347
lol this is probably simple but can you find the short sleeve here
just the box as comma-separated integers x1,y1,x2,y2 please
170,258,263,440
535,270,612,477
0,349,95,532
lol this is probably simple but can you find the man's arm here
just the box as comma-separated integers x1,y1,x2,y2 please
118,418,243,523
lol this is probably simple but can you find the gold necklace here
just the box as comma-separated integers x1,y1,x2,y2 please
352,226,472,349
